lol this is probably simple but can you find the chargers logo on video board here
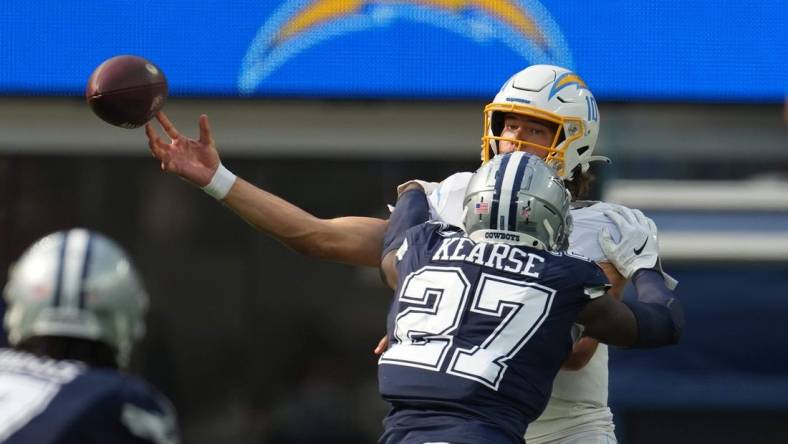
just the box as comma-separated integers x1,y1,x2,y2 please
239,0,572,94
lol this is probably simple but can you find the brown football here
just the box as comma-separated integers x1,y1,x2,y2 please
86,55,168,129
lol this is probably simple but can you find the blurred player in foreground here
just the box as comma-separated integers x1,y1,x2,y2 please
0,229,179,444
376,151,682,443
145,64,676,443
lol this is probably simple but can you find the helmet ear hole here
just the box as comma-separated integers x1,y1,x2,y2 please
577,146,589,156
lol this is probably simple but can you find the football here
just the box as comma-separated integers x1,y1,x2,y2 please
85,55,168,129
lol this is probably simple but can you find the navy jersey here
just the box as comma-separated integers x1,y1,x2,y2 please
378,223,609,444
0,349,179,444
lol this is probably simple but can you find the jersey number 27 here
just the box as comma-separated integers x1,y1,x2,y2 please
379,266,556,390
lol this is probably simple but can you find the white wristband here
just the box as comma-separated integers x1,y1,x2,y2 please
202,163,237,200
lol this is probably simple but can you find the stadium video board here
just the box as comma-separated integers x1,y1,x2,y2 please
2,0,785,102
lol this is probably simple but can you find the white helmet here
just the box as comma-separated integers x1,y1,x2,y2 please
481,64,608,179
3,229,148,367
464,152,572,251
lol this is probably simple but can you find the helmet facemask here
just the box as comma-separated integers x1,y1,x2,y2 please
482,103,585,179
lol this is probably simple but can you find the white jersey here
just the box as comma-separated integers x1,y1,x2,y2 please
423,172,624,442
424,172,472,226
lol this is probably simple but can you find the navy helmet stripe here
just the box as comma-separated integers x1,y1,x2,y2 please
507,155,530,231
51,233,69,307
490,153,512,229
78,232,95,309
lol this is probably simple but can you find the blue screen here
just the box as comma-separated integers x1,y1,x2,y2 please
2,1,785,101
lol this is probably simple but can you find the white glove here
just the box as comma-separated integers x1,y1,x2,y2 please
599,206,678,290
598,206,659,279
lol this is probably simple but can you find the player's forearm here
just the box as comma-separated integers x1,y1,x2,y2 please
222,178,322,245
576,263,632,348
579,292,638,347
222,178,386,267
623,269,685,348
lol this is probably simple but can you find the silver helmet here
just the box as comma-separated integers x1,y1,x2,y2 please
463,151,572,251
3,229,148,367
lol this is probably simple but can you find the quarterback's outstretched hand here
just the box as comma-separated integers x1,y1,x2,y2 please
145,112,220,187
598,206,659,279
